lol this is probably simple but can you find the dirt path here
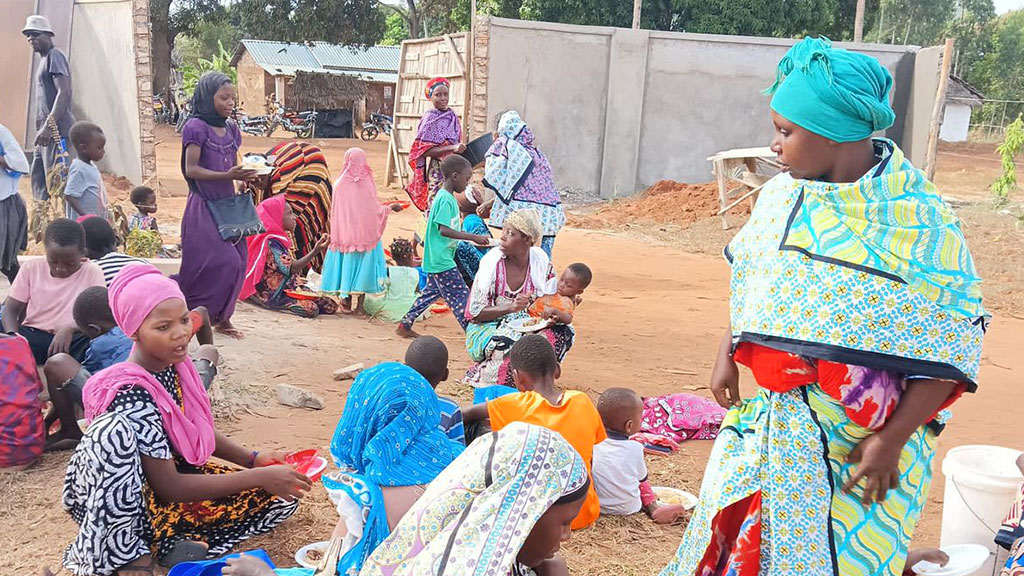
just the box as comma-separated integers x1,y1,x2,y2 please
1,131,1021,575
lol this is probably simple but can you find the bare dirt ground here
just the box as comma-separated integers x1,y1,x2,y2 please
2,129,1021,576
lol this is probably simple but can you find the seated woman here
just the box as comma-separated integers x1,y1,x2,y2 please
240,196,336,319
61,264,311,575
223,422,588,576
308,362,463,575
464,210,575,388
997,453,1024,575
248,141,333,274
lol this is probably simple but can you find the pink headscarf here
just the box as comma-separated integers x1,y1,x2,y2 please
240,196,292,301
81,264,216,466
329,148,390,252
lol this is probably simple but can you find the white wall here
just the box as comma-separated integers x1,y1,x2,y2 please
483,17,932,198
70,0,143,183
940,103,972,142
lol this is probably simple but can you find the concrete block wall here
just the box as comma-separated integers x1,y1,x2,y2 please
479,17,929,198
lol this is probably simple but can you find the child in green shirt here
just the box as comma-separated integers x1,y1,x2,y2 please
397,155,489,338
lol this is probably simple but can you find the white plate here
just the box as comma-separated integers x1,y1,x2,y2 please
295,541,330,570
509,317,552,333
652,486,698,510
912,544,990,576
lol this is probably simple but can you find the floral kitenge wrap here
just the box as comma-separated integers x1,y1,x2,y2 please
361,422,590,576
661,140,986,576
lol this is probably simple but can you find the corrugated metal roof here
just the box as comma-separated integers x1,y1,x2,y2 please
309,43,400,73
234,40,399,80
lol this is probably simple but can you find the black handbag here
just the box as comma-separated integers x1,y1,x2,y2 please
206,193,265,243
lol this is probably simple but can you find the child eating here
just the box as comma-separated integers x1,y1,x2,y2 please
128,185,160,233
528,262,592,324
592,387,687,524
403,335,465,444
397,155,490,338
43,284,216,450
461,334,606,529
1,218,105,364
81,215,143,286
64,121,109,221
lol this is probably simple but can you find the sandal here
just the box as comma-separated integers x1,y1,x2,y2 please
159,540,209,568
44,437,80,452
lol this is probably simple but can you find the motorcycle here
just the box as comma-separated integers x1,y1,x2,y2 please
175,100,191,133
266,102,316,139
233,108,272,137
360,113,393,141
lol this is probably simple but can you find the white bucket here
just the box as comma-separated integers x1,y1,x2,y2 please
940,445,1023,576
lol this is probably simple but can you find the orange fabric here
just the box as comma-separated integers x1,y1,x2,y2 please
488,390,607,529
528,294,575,319
188,310,203,337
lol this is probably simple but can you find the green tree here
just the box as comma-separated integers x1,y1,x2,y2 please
151,0,225,101
236,0,385,45
381,8,411,44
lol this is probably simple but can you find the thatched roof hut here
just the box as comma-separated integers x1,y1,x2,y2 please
291,70,368,110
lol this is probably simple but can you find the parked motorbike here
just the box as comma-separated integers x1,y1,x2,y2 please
266,102,317,139
233,108,272,137
175,101,192,133
360,113,393,141
152,91,178,125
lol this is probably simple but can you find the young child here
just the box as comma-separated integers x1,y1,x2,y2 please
1,218,105,364
64,121,109,221
453,184,495,286
592,387,687,524
396,155,489,339
81,215,143,286
403,335,465,444
128,185,159,233
43,285,216,449
461,334,606,529
528,262,592,324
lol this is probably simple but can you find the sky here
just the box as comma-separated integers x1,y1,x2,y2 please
994,0,1024,12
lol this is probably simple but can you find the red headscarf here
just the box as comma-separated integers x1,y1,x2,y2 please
425,77,450,100
240,196,292,301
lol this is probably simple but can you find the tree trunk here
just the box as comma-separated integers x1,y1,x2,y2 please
405,0,422,39
150,0,174,98
152,31,174,99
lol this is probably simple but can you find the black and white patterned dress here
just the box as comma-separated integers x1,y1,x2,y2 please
62,367,298,576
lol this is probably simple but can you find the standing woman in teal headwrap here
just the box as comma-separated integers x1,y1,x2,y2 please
660,37,987,576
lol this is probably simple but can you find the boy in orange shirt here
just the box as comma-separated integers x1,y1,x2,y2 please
462,334,606,529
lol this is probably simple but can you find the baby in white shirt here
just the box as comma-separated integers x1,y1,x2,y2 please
591,387,686,524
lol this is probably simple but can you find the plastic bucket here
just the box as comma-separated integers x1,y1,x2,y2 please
940,445,1023,576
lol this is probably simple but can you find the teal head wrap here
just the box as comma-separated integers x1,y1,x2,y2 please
767,37,896,142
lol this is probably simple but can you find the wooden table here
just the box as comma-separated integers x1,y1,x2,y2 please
707,146,782,229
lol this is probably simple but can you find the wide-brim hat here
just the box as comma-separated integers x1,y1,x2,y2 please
22,15,55,36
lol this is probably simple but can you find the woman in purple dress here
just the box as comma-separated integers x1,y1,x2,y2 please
177,72,257,338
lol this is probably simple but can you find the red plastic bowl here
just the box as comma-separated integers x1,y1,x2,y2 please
285,449,328,482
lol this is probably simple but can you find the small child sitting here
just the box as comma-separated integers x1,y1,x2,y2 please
528,262,592,324
125,185,176,258
81,215,143,287
128,185,159,233
1,219,105,364
64,122,109,221
403,335,465,444
43,284,217,450
461,334,606,529
592,388,687,524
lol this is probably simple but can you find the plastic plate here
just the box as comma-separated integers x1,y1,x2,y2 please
509,317,552,333
295,541,330,570
652,486,698,510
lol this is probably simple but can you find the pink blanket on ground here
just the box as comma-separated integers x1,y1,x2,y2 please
640,393,726,443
